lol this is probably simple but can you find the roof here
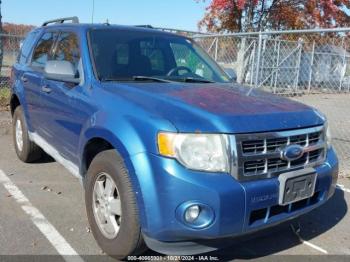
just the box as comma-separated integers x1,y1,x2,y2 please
42,22,180,37
38,17,198,38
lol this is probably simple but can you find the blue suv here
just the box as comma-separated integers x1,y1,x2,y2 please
11,17,338,259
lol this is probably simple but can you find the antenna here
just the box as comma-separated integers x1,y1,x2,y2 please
91,0,95,23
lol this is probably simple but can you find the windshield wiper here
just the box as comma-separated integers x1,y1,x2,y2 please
102,76,172,83
102,76,214,84
169,77,215,83
132,76,173,83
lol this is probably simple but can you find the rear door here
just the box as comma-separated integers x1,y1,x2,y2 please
22,31,58,134
12,30,40,131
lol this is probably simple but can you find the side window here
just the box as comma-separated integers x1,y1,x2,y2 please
52,32,81,76
140,41,165,72
170,42,213,79
31,32,57,69
18,31,38,65
115,43,129,65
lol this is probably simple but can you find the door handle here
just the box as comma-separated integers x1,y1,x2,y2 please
21,76,28,83
41,85,52,94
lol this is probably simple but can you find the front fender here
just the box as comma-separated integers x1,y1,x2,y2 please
78,109,177,167
77,109,177,230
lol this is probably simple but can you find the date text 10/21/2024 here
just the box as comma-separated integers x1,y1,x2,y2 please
127,256,220,261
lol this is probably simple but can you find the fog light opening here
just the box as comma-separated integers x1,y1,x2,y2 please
185,205,201,223
176,202,214,229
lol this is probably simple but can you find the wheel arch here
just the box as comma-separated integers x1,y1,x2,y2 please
80,129,131,176
80,129,148,230
81,137,114,176
10,94,21,116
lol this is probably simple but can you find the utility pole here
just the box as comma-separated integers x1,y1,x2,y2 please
91,0,95,23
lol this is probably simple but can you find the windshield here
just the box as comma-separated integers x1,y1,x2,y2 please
89,28,230,83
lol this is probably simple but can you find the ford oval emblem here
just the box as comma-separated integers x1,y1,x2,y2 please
281,144,304,161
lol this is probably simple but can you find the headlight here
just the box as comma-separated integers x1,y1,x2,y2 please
325,121,332,149
157,132,230,172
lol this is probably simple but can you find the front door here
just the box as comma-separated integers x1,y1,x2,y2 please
23,31,58,134
39,31,89,164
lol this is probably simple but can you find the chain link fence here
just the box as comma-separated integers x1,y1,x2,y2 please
0,34,24,89
193,28,350,176
194,28,350,94
0,29,349,175
3,28,350,95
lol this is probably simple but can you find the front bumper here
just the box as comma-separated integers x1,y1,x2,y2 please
129,148,338,254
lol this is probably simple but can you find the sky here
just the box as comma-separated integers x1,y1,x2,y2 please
2,0,208,31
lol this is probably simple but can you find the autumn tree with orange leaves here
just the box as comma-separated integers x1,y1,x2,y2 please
198,0,350,32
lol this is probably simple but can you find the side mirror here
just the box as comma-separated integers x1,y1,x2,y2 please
224,68,237,82
44,60,80,84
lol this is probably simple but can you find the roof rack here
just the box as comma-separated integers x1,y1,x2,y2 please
135,25,154,29
42,16,79,27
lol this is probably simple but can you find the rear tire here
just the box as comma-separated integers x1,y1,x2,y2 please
12,106,42,163
85,149,147,260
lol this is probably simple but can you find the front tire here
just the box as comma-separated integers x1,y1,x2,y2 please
12,106,42,163
85,149,146,260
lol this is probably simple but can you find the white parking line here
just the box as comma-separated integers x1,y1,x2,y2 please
0,169,84,262
290,224,328,254
299,239,328,254
337,184,350,193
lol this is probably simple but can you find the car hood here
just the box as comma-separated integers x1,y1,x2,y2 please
102,82,325,133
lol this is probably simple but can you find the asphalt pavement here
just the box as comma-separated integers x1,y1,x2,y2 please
0,111,349,261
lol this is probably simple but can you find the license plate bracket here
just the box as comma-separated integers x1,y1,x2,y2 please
278,168,317,206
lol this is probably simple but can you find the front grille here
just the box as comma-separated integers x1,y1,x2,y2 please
242,131,322,154
234,126,326,181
